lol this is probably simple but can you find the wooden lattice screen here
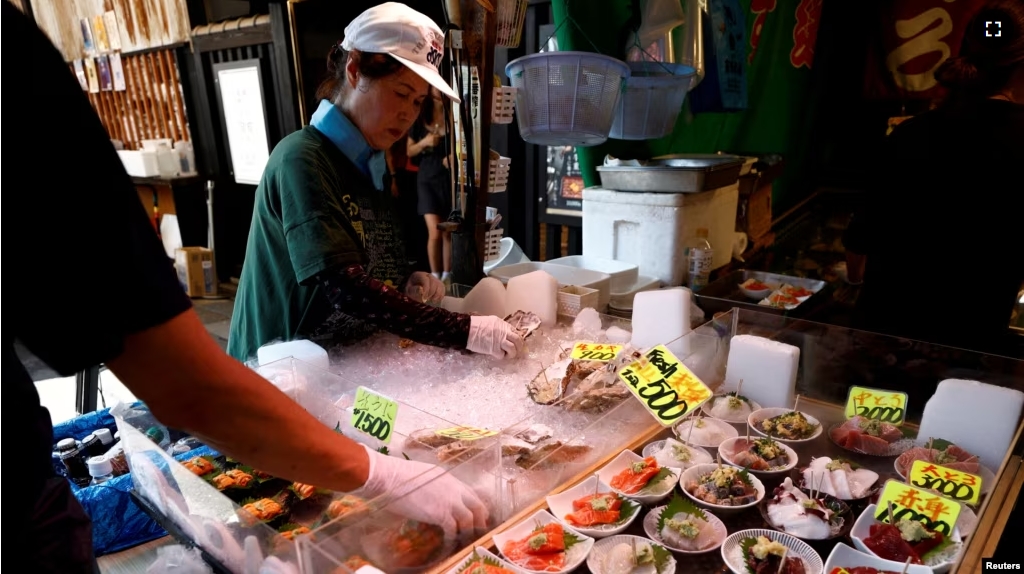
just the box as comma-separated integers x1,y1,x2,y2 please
73,49,191,150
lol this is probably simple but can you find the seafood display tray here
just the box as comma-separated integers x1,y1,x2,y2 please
696,269,831,318
596,155,745,193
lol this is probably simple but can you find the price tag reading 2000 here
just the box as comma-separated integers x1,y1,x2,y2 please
844,386,908,426
571,342,623,362
617,345,713,426
351,386,398,444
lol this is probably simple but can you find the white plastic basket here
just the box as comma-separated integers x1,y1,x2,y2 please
459,149,511,193
496,0,529,48
505,52,631,147
492,86,517,124
609,61,696,140
485,228,504,262
557,285,600,317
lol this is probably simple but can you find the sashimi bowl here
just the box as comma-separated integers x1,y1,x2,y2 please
828,417,917,457
586,535,676,574
545,475,641,538
758,479,853,541
672,416,739,449
893,439,995,496
642,438,713,471
747,408,823,443
792,457,882,503
718,436,798,476
851,504,963,574
594,450,681,504
492,509,595,574
824,543,933,574
642,493,728,555
446,547,522,574
680,463,766,515
720,529,824,574
701,393,762,424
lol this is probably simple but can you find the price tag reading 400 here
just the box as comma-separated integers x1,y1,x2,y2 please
571,342,623,362
351,386,398,444
844,386,908,426
874,479,961,536
909,459,983,506
617,345,713,426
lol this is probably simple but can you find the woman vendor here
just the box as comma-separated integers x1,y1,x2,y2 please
228,3,523,362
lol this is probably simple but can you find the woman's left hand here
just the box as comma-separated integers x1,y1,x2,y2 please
405,272,446,303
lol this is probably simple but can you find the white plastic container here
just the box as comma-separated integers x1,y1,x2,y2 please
256,340,329,371
582,182,740,286
608,275,661,310
483,237,530,275
488,262,612,311
117,150,160,177
546,255,639,292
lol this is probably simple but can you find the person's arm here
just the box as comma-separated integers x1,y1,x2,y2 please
407,132,437,157
107,309,371,491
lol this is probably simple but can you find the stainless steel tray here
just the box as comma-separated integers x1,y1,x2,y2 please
695,269,831,317
596,155,744,193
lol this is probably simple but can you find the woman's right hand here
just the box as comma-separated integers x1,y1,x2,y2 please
466,316,524,359
421,133,439,149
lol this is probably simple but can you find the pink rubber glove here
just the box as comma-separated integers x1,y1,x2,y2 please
467,316,524,359
404,271,446,303
352,445,489,541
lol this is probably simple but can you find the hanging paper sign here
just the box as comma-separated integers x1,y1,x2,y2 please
909,460,982,506
571,342,623,362
617,345,713,426
434,426,498,441
875,479,961,536
351,386,398,444
844,386,908,425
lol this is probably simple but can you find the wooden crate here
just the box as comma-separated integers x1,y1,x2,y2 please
737,174,773,240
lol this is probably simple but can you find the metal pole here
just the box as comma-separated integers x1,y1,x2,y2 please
75,365,100,415
204,180,227,299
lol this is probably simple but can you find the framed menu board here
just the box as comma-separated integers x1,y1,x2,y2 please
212,59,271,186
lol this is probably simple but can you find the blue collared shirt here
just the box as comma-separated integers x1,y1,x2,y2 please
309,99,387,190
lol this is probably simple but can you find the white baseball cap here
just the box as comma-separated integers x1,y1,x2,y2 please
342,2,461,103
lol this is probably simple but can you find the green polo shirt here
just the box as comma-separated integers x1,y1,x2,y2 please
227,117,409,362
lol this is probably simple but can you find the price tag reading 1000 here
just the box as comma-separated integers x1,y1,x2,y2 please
351,386,398,444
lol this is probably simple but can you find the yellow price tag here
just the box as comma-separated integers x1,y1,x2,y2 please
351,386,398,444
571,342,623,362
909,459,982,506
844,386,908,425
434,426,498,441
617,345,713,426
875,479,961,537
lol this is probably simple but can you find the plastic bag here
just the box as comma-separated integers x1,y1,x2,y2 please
688,0,748,112
637,0,686,49
145,545,212,574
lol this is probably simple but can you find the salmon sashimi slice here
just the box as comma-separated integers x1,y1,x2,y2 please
508,522,566,555
565,507,620,527
462,559,517,574
610,457,661,494
501,542,566,573
571,493,622,511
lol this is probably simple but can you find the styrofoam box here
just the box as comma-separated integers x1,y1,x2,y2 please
488,262,612,311
547,255,639,292
117,150,161,177
582,182,740,286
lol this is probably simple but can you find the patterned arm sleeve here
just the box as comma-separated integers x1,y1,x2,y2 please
318,264,471,349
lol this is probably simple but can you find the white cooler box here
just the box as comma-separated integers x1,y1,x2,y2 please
582,183,740,286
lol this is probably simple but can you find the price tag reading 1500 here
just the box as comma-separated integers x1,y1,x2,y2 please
351,386,398,444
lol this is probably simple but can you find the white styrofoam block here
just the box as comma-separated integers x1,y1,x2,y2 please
917,379,1024,470
582,183,739,286
256,340,329,371
462,277,507,317
724,334,800,409
631,288,691,357
505,270,558,327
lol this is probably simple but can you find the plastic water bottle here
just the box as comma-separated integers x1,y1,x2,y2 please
685,228,714,292
87,456,115,485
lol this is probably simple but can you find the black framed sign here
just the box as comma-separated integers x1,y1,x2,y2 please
212,59,271,186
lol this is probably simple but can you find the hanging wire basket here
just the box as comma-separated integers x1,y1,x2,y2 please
609,61,696,140
496,0,529,47
459,149,512,193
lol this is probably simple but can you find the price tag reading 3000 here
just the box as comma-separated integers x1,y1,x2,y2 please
909,459,983,506
617,345,713,426
351,386,398,444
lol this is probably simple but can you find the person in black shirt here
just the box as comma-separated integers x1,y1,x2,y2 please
844,0,1024,357
410,86,455,284
6,5,486,571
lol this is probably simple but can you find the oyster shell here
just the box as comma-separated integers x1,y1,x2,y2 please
435,441,482,464
501,437,536,458
504,310,543,339
516,443,592,470
527,358,573,404
407,428,460,449
514,424,555,444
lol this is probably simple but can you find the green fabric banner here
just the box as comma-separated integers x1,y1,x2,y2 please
550,0,823,212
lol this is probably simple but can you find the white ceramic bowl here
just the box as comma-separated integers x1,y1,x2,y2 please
586,535,677,574
747,408,823,443
739,283,774,300
642,503,727,554
894,454,996,497
824,543,933,574
679,463,766,515
720,528,823,574
642,439,713,470
545,475,641,539
718,437,798,476
672,416,739,449
594,450,681,504
701,395,763,424
446,547,521,574
492,509,595,574
851,504,963,574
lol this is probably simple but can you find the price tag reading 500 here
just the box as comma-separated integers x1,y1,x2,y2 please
617,345,713,426
844,386,908,426
571,342,623,362
351,386,398,444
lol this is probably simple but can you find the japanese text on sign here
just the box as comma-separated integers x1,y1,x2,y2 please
617,345,713,426
910,459,982,506
844,386,908,425
433,426,498,441
571,342,623,362
875,479,961,536
351,386,398,444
